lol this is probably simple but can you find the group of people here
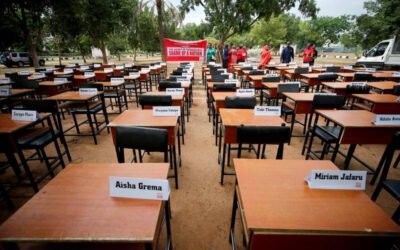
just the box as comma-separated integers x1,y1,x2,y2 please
206,44,248,69
207,41,318,69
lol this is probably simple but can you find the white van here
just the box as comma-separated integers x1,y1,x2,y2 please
356,36,400,70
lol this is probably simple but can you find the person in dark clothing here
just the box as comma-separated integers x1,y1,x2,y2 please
222,44,229,68
280,41,294,64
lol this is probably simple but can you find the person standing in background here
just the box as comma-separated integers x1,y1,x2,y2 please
206,44,216,63
311,43,318,65
258,44,271,69
302,43,314,66
237,45,248,63
280,41,294,64
228,44,238,71
222,44,229,68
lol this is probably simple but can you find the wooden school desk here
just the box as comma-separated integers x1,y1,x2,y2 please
211,92,237,145
72,75,95,89
27,74,46,81
53,71,73,77
0,89,35,111
38,80,72,96
94,70,113,81
248,74,267,90
282,92,316,134
367,81,398,94
46,91,109,144
229,159,400,250
321,82,349,95
0,163,172,250
337,72,355,82
352,94,400,114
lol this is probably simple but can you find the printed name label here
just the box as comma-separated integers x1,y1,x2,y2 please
373,115,400,125
0,88,11,96
254,106,281,116
110,177,170,200
0,78,11,84
104,68,113,73
110,78,124,84
153,106,181,116
224,79,238,84
124,63,133,67
80,66,89,70
236,88,255,97
365,68,376,72
84,72,95,77
314,92,337,96
54,78,68,83
115,65,124,70
305,170,367,190
350,81,367,87
94,63,101,68
79,88,98,95
343,65,353,70
166,88,184,95
11,109,39,122
64,68,73,73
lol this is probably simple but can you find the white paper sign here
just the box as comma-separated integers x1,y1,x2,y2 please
343,65,353,70
166,88,184,95
182,73,193,78
64,68,73,73
109,177,170,200
153,106,181,116
365,68,376,72
115,65,124,70
174,76,188,82
33,73,45,78
314,92,337,96
224,79,238,84
84,72,95,77
350,82,367,87
177,80,190,85
80,66,89,70
129,72,140,77
0,88,11,96
254,106,281,116
54,78,68,83
373,115,400,125
19,71,30,75
324,64,334,67
161,62,166,66
221,73,233,79
278,63,287,66
285,81,301,87
11,110,39,121
0,78,11,84
94,63,101,68
124,63,133,68
306,170,367,190
266,74,279,78
209,62,216,65
217,68,227,73
289,65,298,69
252,66,257,70
67,63,75,67
104,68,113,73
236,88,255,97
79,88,98,95
302,63,310,67
313,64,323,68
110,78,124,84
392,72,400,77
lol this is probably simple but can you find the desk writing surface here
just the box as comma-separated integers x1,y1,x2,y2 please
95,81,125,87
211,92,236,101
0,113,51,134
142,91,183,101
321,82,349,89
46,91,103,101
207,82,240,89
4,89,35,97
124,75,140,80
300,73,320,79
234,159,400,234
73,75,95,80
283,92,315,102
219,109,285,127
39,81,71,86
261,82,286,89
367,81,397,90
338,72,355,78
352,94,399,104
248,75,266,81
54,72,73,76
0,163,168,242
316,110,400,128
108,110,178,128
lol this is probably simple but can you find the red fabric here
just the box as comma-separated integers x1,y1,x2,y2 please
237,48,247,61
303,48,314,63
228,48,238,69
258,45,271,69
164,38,207,61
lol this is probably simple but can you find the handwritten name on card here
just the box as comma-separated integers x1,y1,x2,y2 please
153,106,181,116
79,88,98,95
166,88,184,95
373,115,400,125
236,88,255,97
11,109,39,122
110,177,170,200
254,106,281,116
305,170,367,190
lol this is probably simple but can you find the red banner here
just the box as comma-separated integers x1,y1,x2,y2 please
164,38,207,62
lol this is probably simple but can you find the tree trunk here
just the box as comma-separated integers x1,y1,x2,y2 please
118,53,121,61
100,41,108,64
58,40,62,66
27,33,39,68
156,0,165,61
133,48,137,62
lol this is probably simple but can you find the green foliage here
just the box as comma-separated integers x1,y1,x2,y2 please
226,34,255,49
180,23,211,41
249,15,287,49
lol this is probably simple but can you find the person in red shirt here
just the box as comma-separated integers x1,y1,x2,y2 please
258,44,271,69
237,46,248,63
302,43,315,65
228,44,238,71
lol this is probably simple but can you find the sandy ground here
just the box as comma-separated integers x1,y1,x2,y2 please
0,61,399,250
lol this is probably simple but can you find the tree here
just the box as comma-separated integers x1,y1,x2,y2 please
1,0,52,67
108,33,129,61
180,0,318,48
249,15,287,49
180,23,211,41
156,0,165,60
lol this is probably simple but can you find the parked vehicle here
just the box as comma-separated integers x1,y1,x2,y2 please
1,52,45,67
356,36,400,70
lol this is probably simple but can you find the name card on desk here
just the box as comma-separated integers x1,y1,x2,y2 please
64,68,73,73
265,74,279,78
124,63,133,68
254,106,281,116
54,78,68,83
104,68,113,73
314,92,337,96
221,73,233,79
177,80,190,85
19,71,30,75
252,66,257,70
80,66,89,70
0,77,11,84
373,115,400,125
79,88,98,95
305,170,367,190
302,63,310,67
129,72,140,77
208,62,215,65
313,64,323,68
45,67,54,72
94,63,101,68
153,106,181,116
67,63,76,67
343,65,353,70
33,73,45,77
350,82,367,87
110,177,170,200
393,72,400,77
278,63,287,66
224,79,238,84
166,88,184,95
175,76,188,82
289,65,298,69
11,109,39,122
0,88,11,96
324,64,334,67
182,73,193,78
236,88,255,97
84,72,95,77
115,65,124,70
269,61,276,65
110,78,124,84
365,68,376,72
217,68,227,73
286,81,301,87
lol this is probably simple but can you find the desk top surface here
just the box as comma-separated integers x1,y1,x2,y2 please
0,113,50,134
108,110,178,128
0,163,169,242
321,82,350,89
212,92,237,101
95,81,125,87
220,109,285,127
248,75,267,81
142,91,184,101
261,82,286,88
73,75,95,80
46,91,103,101
352,93,399,104
234,159,400,234
283,92,316,102
39,81,71,86
367,81,398,90
1,88,35,97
